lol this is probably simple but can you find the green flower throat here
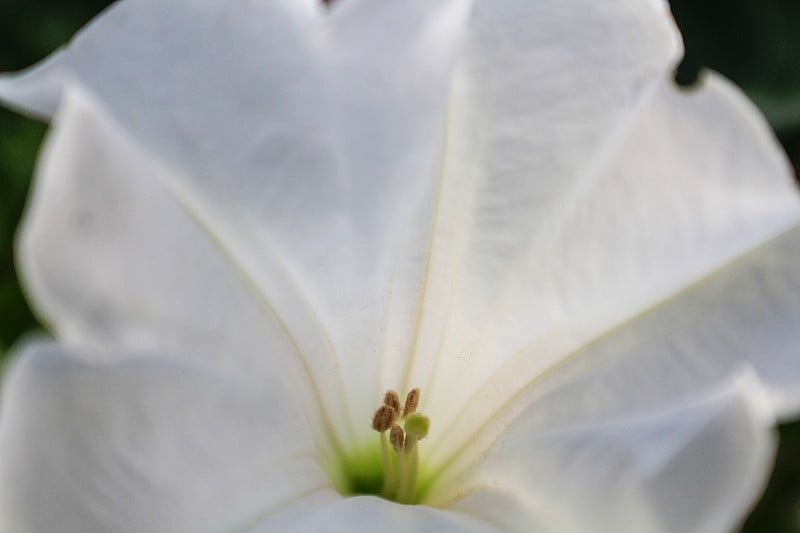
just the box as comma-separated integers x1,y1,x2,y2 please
337,388,432,504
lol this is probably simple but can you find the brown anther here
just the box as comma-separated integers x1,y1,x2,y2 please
372,405,396,433
403,388,421,417
390,424,405,453
383,390,401,413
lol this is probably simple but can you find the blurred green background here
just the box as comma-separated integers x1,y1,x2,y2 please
0,1,798,531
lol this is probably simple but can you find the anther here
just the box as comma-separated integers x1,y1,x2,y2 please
390,424,405,453
383,390,401,413
403,388,421,417
372,405,396,433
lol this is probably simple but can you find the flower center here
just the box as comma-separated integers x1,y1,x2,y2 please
335,388,432,504
373,388,431,504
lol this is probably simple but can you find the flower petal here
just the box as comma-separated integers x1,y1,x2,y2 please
18,84,352,460
246,494,494,533
510,222,800,427
21,84,264,373
0,340,326,533
390,0,683,391
1,0,472,432
0,0,321,120
422,73,800,467
20,83,278,377
445,373,776,533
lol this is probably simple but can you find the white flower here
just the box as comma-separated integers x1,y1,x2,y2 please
1,1,799,531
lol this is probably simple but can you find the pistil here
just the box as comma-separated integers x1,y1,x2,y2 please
371,388,430,504
401,412,430,503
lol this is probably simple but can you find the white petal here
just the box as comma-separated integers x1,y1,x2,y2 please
247,494,494,533
422,74,800,468
1,0,471,431
391,0,683,390
507,223,800,428
445,374,776,533
0,341,326,533
22,84,259,372
18,84,352,460
0,0,320,119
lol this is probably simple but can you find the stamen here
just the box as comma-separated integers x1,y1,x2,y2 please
390,424,405,453
371,388,429,504
373,404,398,498
384,390,401,413
372,404,396,433
403,388,420,417
379,431,394,497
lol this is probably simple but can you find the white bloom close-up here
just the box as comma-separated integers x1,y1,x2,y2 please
0,0,799,531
